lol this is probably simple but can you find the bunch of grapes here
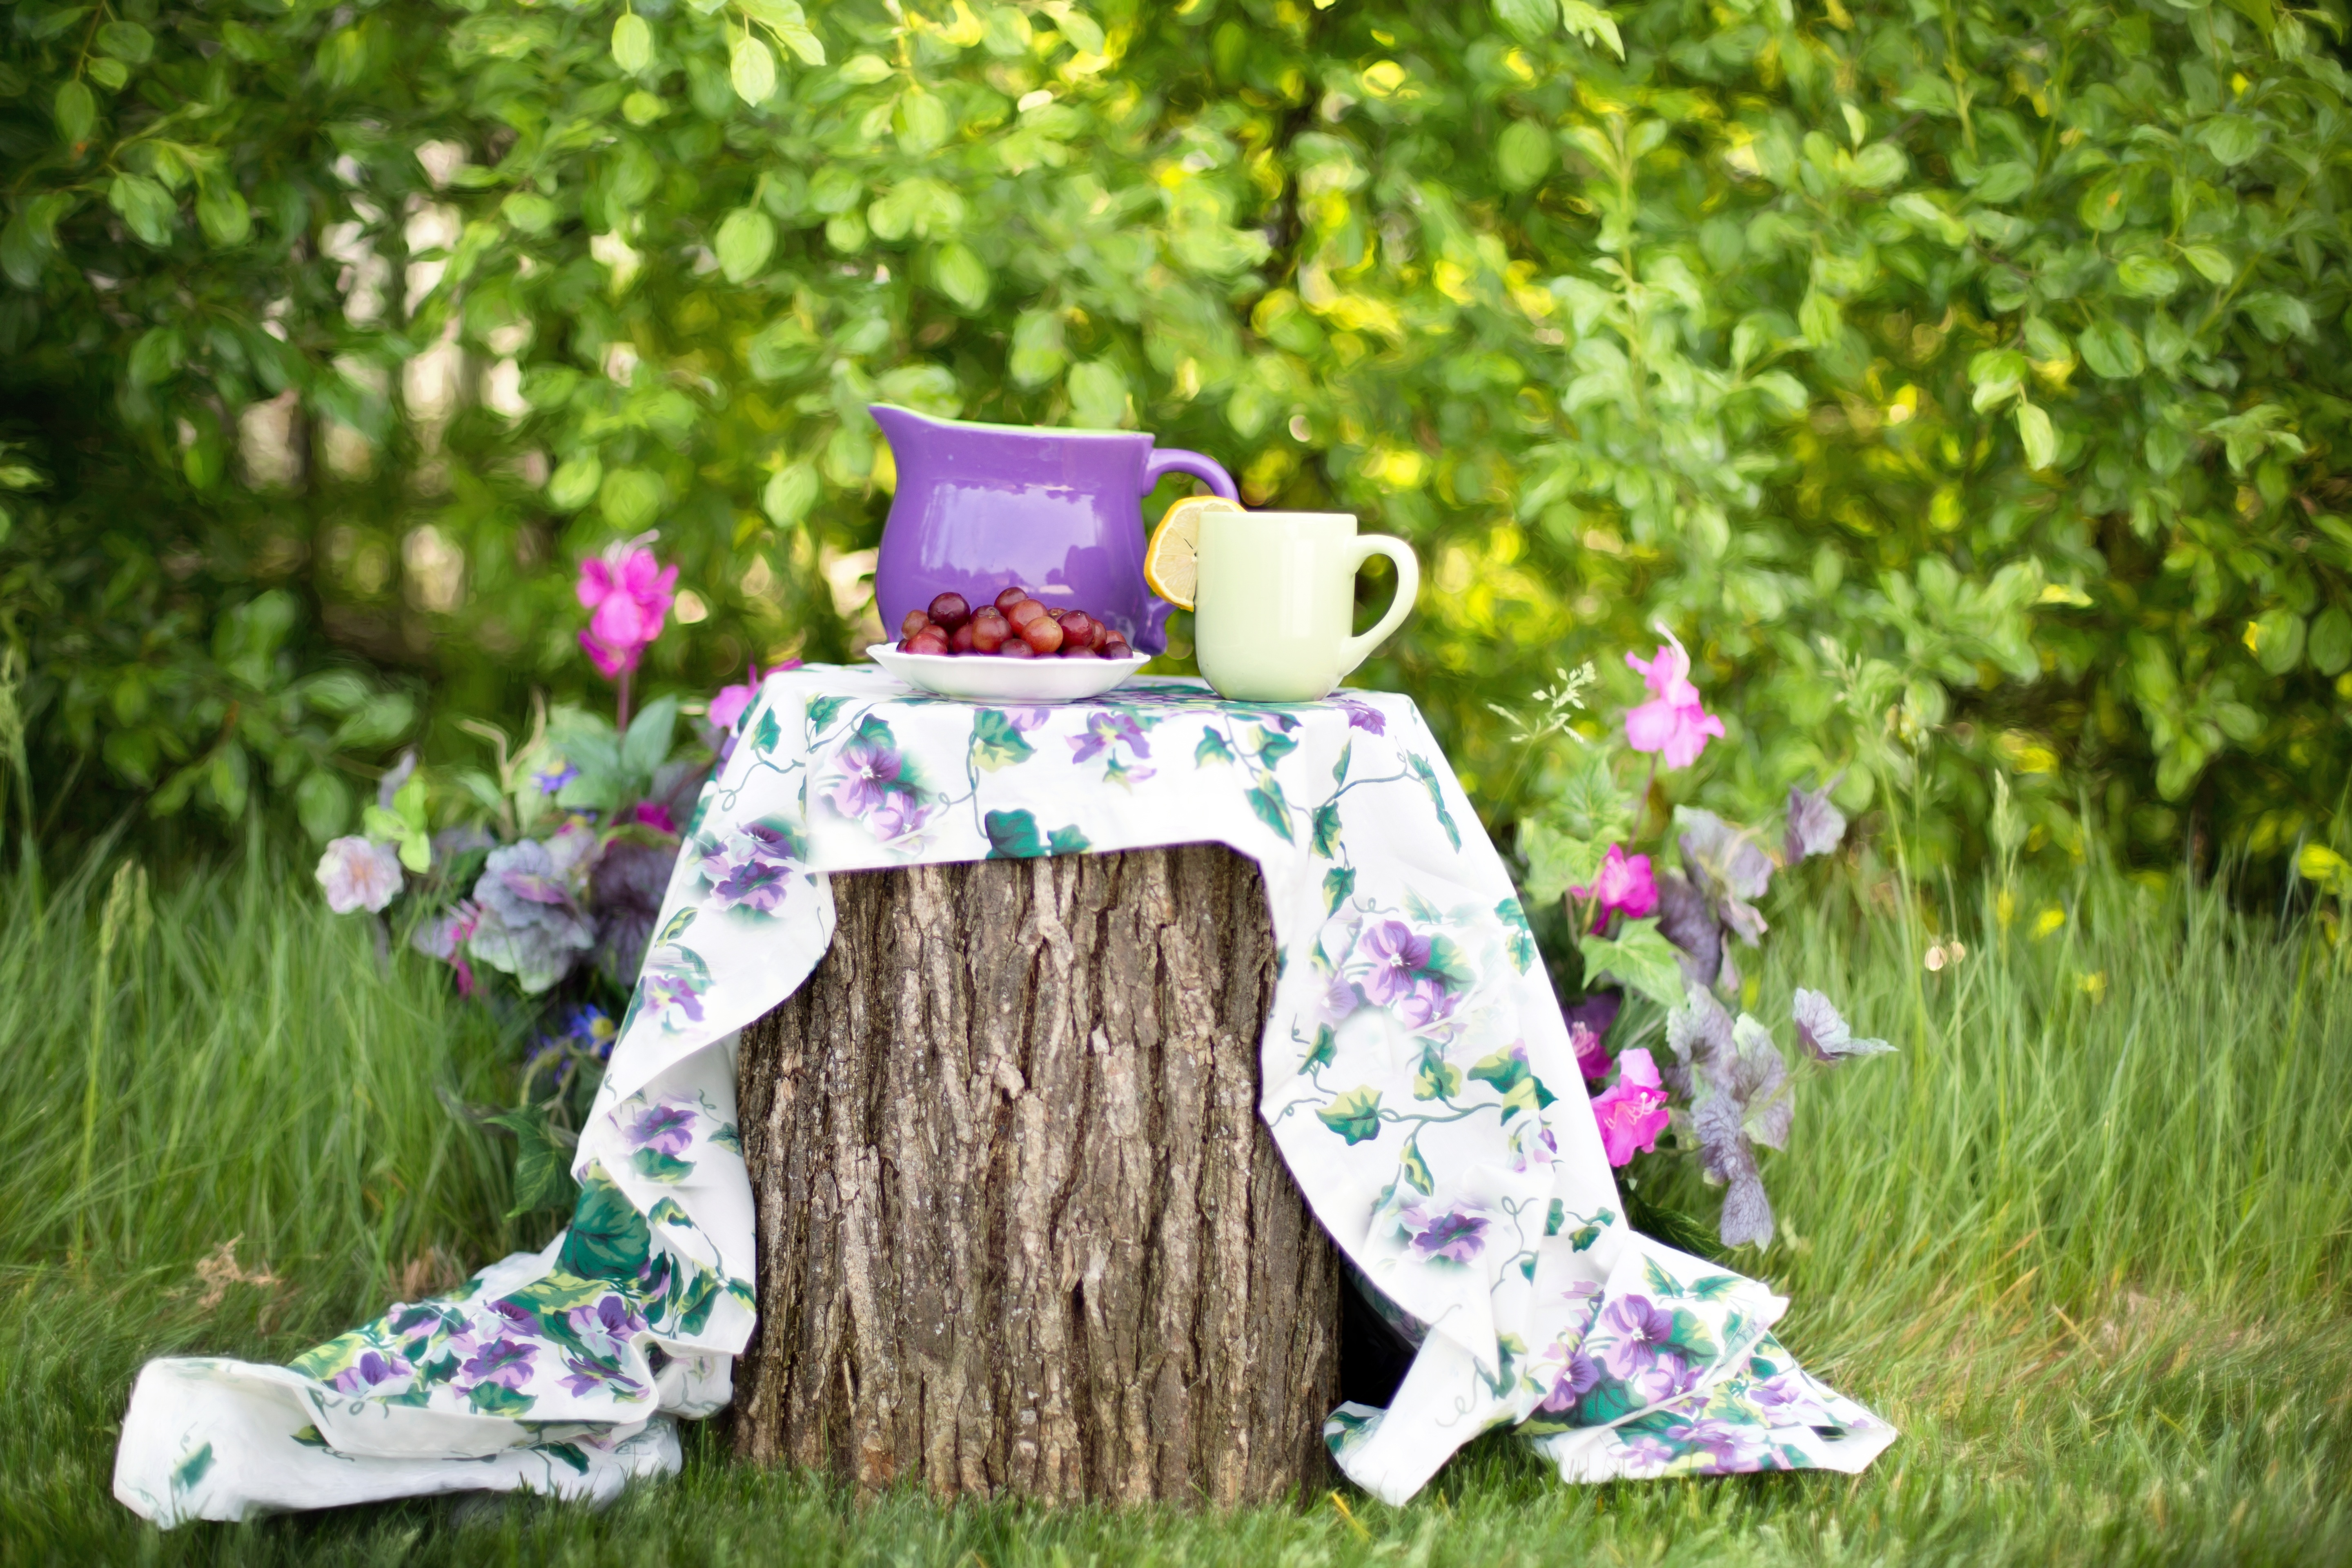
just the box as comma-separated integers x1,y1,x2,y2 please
897,589,1137,660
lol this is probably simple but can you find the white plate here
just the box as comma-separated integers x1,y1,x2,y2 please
866,642,1151,703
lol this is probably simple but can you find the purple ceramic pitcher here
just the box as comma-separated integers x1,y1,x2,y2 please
870,405,1237,655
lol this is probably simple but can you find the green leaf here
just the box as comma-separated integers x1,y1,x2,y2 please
2199,113,2263,167
742,0,826,62
715,208,775,284
2077,319,2144,380
1316,1087,1383,1145
730,36,777,104
195,184,251,247
1067,360,1128,429
108,173,175,247
1497,120,1553,190
487,1108,582,1216
2116,256,2183,299
1494,0,1559,44
621,693,680,780
1578,918,1685,1010
762,462,819,526
2015,400,2057,470
610,12,653,73
1519,817,1608,904
53,79,95,147
95,19,154,62
2308,608,2352,677
932,241,990,311
547,453,601,510
502,192,556,234
2182,244,2234,285
983,808,1046,858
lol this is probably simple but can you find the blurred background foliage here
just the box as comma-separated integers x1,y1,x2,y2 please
3,0,2350,879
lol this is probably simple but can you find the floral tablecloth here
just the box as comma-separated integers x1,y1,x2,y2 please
115,666,1893,1524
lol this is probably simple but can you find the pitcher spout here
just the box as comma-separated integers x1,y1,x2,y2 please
868,402,936,455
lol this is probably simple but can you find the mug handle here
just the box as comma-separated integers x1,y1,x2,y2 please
1336,535,1420,678
1140,448,1239,501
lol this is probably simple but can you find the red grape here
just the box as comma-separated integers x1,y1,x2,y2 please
999,637,1036,658
993,586,1029,612
1007,598,1049,629
1061,645,1101,659
950,620,978,653
926,592,971,629
900,609,933,639
1058,610,1095,648
971,608,1009,651
1022,615,1065,653
909,628,951,656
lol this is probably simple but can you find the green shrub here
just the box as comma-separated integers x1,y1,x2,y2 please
4,0,2349,871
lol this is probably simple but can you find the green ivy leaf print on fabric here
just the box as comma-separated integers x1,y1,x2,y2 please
1323,866,1355,918
1318,1087,1383,1144
970,709,1036,771
804,695,848,734
983,809,1045,858
1497,899,1537,972
558,1167,654,1286
1047,824,1091,855
1310,803,1343,860
751,706,783,757
1247,779,1294,842
1194,730,1234,766
1408,754,1461,849
1399,1133,1434,1194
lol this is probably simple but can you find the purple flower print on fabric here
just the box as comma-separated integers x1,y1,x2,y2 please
1664,1417,1766,1470
327,1350,412,1396
1356,921,1432,1007
1401,1202,1488,1264
1750,1371,1833,1425
559,1354,647,1400
460,1337,537,1391
486,1299,538,1335
1535,1346,1601,1412
1334,696,1388,734
643,973,705,1029
829,738,903,818
1616,1434,1678,1472
1600,1296,1677,1379
567,1296,645,1362
1391,976,1460,1031
1633,1355,1703,1407
1069,712,1151,764
1319,971,1360,1025
700,824,798,914
629,1102,695,1158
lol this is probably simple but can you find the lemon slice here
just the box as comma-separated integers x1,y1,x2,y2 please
1144,493,1237,611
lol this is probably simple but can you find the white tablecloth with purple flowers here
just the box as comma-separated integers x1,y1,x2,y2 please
115,666,1893,1524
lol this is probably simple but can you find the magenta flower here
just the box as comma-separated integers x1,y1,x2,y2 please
708,659,798,734
1570,1020,1612,1082
1572,844,1658,922
1590,1047,1671,1167
1599,1295,1677,1379
1624,627,1726,769
622,801,677,835
576,544,679,679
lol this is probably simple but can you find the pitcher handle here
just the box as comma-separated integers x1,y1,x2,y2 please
1140,447,1238,501
1336,535,1420,678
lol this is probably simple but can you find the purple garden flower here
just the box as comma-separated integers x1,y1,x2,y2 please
1600,1296,1677,1379
1402,1202,1488,1264
532,762,579,795
328,1349,412,1396
1355,921,1432,1007
829,738,903,818
567,1295,645,1361
1570,1020,1612,1082
630,1102,696,1158
461,1336,537,1391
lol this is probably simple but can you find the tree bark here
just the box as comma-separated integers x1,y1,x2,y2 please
732,844,1341,1506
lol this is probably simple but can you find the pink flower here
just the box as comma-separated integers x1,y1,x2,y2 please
623,801,677,835
316,837,404,914
575,543,679,679
1570,1019,1612,1082
1572,844,1658,922
708,658,800,734
1590,1047,1670,1167
1624,627,1726,770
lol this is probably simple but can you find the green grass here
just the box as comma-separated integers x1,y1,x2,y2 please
1,846,2348,1566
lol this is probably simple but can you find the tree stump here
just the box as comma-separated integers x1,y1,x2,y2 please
732,844,1341,1506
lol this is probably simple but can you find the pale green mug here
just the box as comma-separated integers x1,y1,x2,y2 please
1193,510,1420,704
